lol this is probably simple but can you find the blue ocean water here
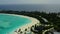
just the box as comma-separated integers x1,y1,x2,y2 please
0,13,31,34
0,4,60,13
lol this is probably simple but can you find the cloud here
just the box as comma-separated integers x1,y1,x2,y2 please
0,0,60,4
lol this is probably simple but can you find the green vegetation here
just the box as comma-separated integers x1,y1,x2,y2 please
0,10,60,34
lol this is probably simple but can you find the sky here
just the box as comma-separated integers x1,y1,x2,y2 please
0,0,60,4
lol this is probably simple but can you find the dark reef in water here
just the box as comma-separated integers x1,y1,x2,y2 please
0,27,5,29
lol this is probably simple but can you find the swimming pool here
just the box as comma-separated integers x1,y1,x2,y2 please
0,13,31,34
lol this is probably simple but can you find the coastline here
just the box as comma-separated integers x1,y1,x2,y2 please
0,13,40,34
12,14,40,34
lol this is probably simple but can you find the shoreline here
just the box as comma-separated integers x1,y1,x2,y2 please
0,13,40,34
12,14,40,34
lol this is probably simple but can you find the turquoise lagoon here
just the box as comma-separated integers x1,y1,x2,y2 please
0,13,31,34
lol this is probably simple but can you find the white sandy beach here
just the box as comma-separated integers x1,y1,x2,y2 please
12,14,40,34
0,13,40,34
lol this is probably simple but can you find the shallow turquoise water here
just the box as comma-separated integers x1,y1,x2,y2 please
0,13,31,34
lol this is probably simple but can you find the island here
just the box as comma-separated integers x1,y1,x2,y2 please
0,10,60,34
